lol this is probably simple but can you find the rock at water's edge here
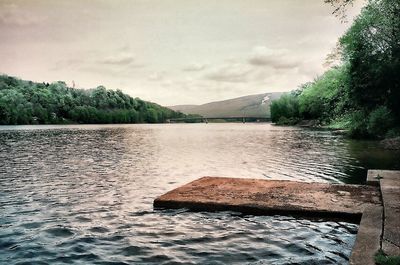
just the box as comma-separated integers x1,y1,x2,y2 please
381,137,400,150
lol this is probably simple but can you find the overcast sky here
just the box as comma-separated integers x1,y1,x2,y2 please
0,0,364,105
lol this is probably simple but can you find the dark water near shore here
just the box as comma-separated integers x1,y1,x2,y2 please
1,124,399,264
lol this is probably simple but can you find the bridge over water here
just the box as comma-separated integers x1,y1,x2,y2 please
168,116,271,123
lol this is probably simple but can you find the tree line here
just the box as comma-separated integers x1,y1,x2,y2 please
0,75,185,124
271,0,400,139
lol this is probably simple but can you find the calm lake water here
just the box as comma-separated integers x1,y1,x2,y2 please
1,123,399,264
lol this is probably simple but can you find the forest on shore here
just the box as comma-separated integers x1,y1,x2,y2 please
271,0,399,139
0,75,185,124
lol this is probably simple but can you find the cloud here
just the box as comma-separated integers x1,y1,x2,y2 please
96,47,145,68
148,72,166,81
248,46,300,69
182,63,207,72
0,3,46,26
96,46,145,68
52,49,145,73
98,53,136,65
204,63,253,83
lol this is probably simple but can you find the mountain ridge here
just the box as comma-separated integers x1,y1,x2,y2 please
168,92,283,118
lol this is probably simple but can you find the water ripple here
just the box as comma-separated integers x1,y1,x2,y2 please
1,124,399,264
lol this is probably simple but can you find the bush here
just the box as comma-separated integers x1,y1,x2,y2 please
270,93,300,123
327,114,353,130
298,65,350,121
347,111,369,138
276,116,300,125
385,127,400,139
367,106,395,138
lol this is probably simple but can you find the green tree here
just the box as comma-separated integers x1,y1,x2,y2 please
271,0,400,138
0,74,184,125
270,93,300,124
340,0,400,117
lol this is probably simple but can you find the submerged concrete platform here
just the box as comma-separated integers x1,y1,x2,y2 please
155,172,400,265
154,177,381,221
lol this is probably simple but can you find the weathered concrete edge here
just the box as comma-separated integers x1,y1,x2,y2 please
350,169,400,265
380,175,400,256
349,204,383,265
154,176,375,222
367,170,382,186
154,199,362,223
367,169,400,186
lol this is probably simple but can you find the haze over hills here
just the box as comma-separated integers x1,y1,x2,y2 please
168,92,283,118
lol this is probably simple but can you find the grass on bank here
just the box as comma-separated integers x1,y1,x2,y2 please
375,250,400,265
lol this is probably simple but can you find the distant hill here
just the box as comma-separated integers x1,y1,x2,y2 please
0,74,184,125
169,92,283,118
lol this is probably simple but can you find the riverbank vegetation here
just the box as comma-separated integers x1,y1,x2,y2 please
0,75,185,124
375,250,400,265
271,0,400,139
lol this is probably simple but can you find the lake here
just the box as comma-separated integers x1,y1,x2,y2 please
1,123,399,264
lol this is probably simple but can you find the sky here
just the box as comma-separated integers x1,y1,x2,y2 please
0,0,364,106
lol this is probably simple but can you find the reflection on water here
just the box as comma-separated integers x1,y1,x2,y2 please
0,124,399,264
345,139,400,174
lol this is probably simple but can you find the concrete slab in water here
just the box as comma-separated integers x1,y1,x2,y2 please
154,177,381,220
